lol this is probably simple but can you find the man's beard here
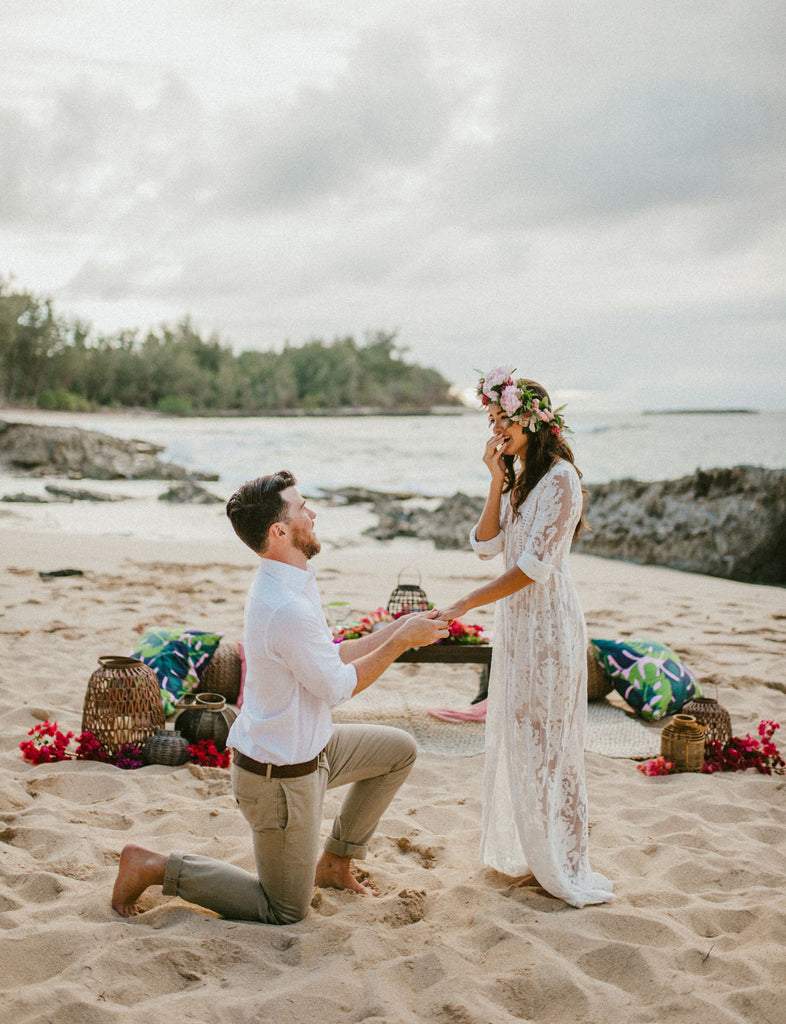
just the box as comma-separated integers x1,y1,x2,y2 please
291,521,321,560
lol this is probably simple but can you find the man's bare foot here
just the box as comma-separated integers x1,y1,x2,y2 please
111,844,167,917
314,850,372,895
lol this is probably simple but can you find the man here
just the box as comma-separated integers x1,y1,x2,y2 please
112,470,449,923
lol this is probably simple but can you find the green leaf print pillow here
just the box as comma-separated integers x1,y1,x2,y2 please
131,627,223,715
590,638,701,721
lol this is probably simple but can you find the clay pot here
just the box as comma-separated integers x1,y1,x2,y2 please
173,692,237,752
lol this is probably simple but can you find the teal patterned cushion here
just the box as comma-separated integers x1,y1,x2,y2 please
131,627,223,715
591,638,701,721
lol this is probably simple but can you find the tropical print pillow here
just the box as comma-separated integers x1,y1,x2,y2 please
590,638,701,721
131,627,223,715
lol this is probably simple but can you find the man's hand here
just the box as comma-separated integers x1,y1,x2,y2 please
395,609,450,648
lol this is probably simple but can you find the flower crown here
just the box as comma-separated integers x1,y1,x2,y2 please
476,366,569,436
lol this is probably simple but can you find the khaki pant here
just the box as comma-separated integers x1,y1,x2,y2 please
162,723,417,924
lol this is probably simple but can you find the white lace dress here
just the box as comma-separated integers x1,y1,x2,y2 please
471,460,613,907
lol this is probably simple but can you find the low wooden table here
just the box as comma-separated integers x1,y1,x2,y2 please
395,644,492,703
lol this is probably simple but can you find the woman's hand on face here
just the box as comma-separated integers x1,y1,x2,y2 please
483,433,507,483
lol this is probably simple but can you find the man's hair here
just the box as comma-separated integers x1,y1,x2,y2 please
226,470,296,553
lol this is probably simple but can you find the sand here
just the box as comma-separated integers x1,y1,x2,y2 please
1,525,785,1024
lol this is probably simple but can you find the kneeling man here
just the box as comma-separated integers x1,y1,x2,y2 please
112,470,448,924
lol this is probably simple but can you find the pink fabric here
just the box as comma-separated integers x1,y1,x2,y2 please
426,699,487,723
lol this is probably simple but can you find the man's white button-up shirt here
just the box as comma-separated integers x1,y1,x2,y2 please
226,558,357,765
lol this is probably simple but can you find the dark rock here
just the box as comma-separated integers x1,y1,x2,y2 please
365,492,484,549
575,466,786,584
318,486,417,505
158,480,224,504
44,484,130,502
0,420,209,481
1,492,53,503
361,467,786,584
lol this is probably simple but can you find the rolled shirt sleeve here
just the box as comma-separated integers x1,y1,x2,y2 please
470,524,504,559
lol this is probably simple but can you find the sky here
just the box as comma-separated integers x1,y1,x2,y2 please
1,0,784,412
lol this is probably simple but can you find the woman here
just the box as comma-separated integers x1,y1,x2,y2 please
439,367,613,907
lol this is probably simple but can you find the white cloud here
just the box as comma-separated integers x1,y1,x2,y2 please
0,0,784,408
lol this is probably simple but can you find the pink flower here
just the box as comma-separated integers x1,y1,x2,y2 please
482,365,515,398
499,384,521,417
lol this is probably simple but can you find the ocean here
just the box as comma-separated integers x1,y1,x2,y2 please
1,408,784,547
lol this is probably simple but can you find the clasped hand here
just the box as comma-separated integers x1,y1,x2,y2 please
395,609,450,646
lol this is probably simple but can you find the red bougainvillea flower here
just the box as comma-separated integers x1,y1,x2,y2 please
637,755,675,776
19,721,74,765
188,739,231,769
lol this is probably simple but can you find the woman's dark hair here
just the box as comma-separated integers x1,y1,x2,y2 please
499,381,588,539
226,470,296,553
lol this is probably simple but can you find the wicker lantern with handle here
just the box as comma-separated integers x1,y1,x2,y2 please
387,569,430,617
82,656,165,757
680,695,732,749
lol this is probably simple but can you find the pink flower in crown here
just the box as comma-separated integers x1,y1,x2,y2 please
482,365,515,398
499,384,521,417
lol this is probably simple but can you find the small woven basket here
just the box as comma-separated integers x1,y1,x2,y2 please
586,644,613,700
387,570,430,616
82,656,165,757
680,695,732,749
199,641,242,704
143,729,190,766
661,714,706,772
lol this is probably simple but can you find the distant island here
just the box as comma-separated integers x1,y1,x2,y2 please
0,277,460,416
643,409,758,415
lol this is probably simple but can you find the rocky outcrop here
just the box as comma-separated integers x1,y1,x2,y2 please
364,492,484,550
0,421,218,482
361,466,786,584
575,466,786,584
158,480,223,504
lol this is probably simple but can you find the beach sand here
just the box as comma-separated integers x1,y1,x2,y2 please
1,526,784,1023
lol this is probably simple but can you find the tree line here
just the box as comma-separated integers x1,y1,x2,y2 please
0,279,458,415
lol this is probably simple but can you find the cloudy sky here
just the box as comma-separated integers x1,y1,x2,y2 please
1,1,784,411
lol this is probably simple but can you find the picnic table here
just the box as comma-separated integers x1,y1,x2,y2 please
395,644,491,704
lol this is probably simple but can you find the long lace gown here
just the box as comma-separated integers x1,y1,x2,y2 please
471,460,614,907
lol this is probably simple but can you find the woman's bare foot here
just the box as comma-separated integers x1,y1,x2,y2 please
111,844,167,917
314,851,372,895
511,871,548,894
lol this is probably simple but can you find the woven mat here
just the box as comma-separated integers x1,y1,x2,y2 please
332,689,661,760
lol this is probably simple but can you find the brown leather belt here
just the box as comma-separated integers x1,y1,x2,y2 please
233,749,320,779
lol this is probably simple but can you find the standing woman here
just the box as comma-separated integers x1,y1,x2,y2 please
439,367,613,907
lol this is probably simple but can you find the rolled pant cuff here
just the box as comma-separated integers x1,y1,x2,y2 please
324,836,368,860
162,851,185,896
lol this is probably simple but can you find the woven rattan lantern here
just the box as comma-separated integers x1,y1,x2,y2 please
82,656,165,757
387,570,430,616
199,641,242,704
680,695,732,749
661,714,706,772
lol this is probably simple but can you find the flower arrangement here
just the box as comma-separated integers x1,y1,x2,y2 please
476,365,569,436
188,739,232,769
19,720,232,770
332,607,489,646
702,720,783,775
637,720,784,776
20,721,105,766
